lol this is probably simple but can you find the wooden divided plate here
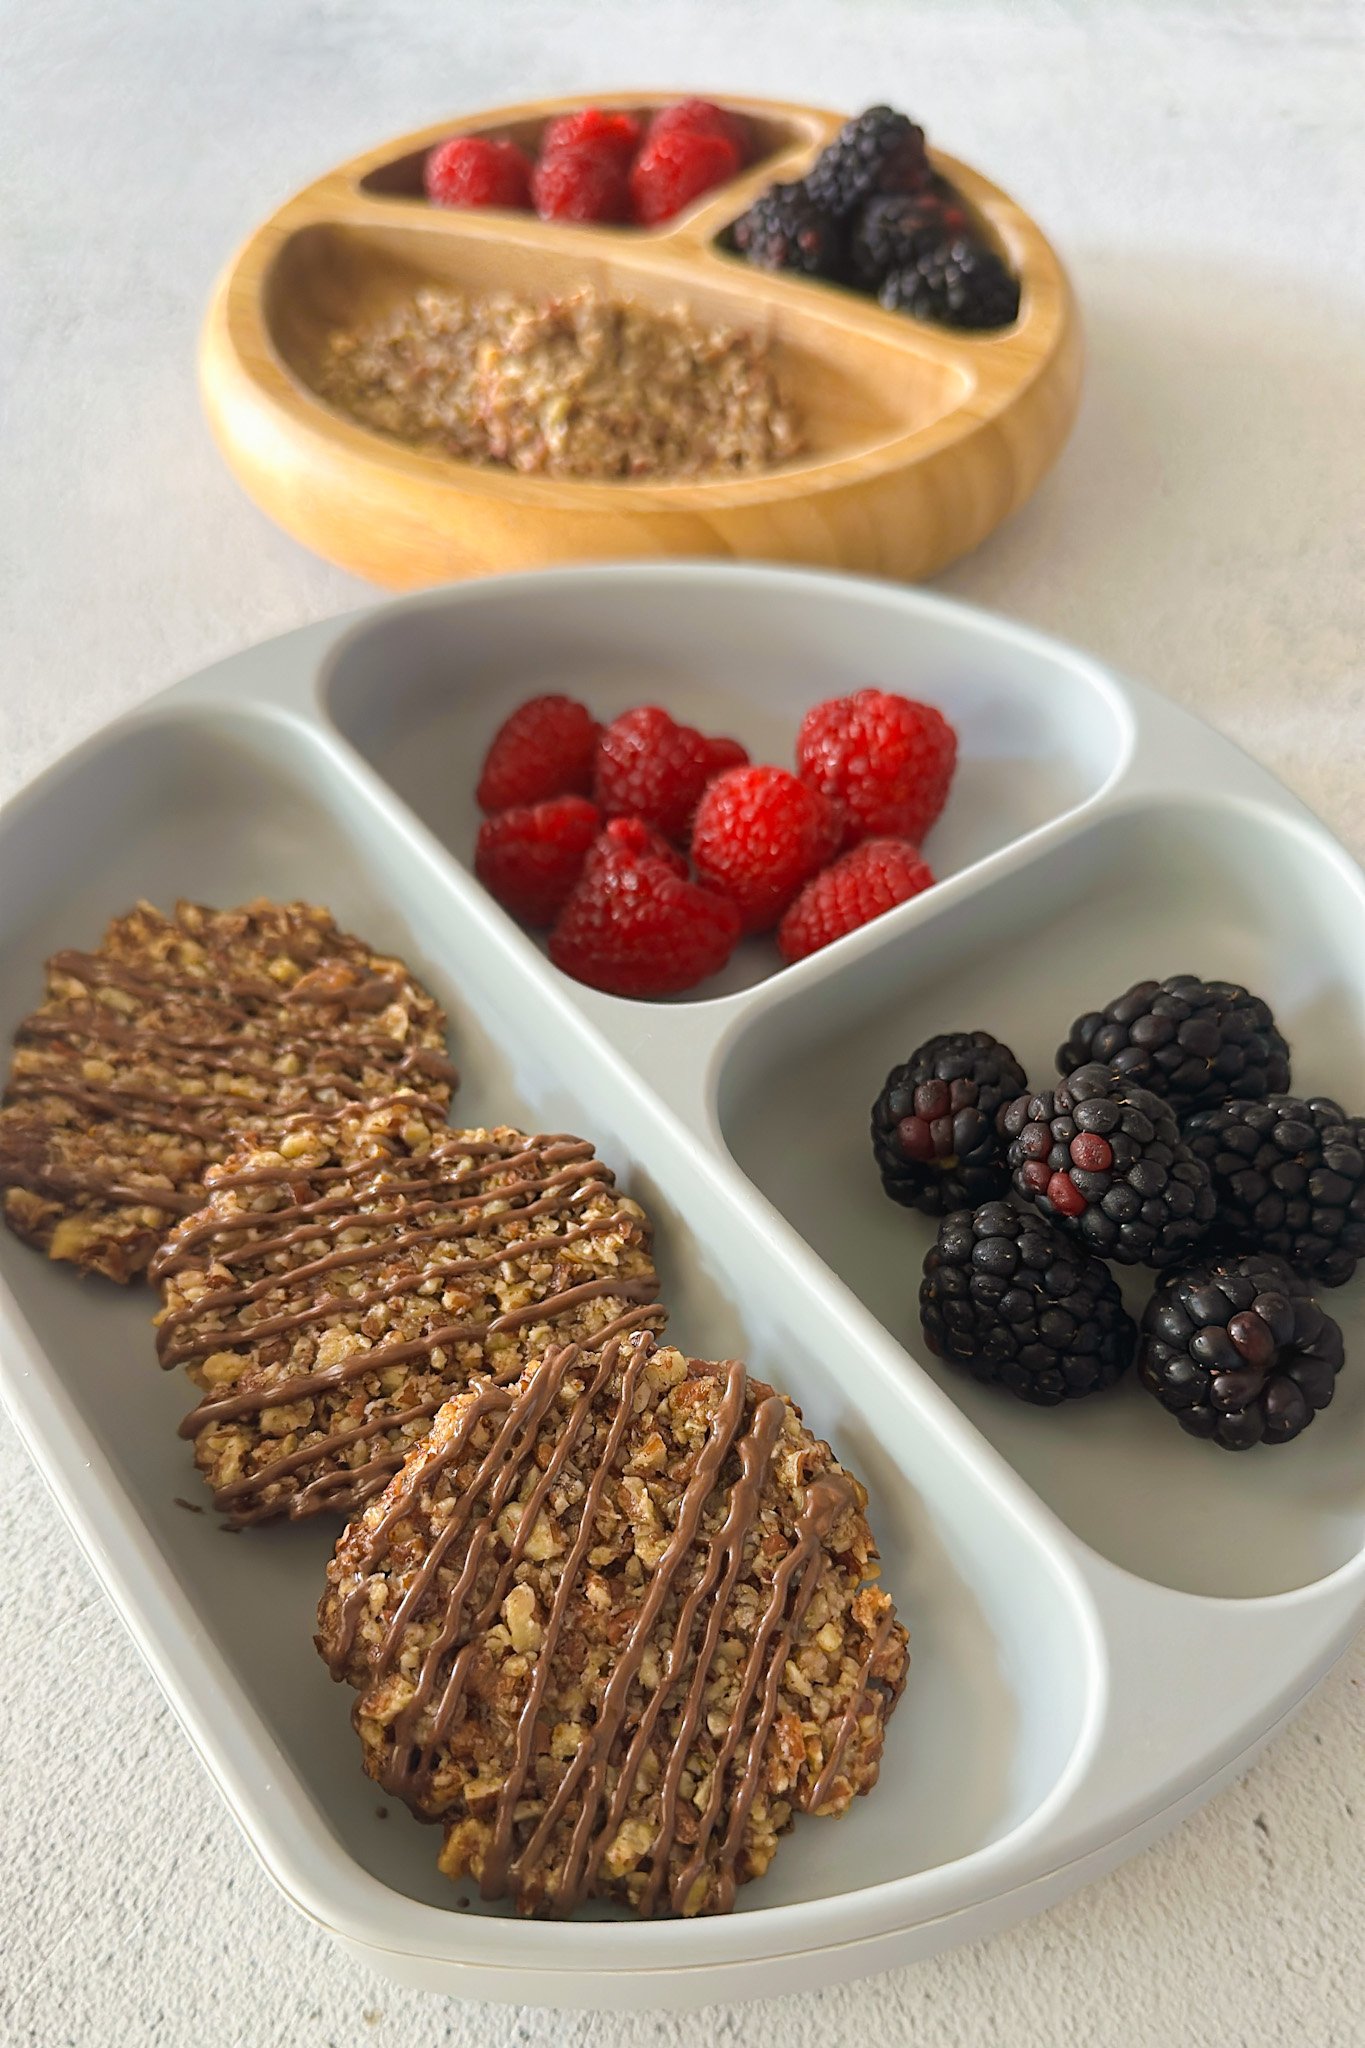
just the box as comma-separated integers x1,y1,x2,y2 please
200,92,1081,587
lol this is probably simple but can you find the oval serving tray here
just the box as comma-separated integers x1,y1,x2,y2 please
1,565,1361,2012
200,92,1081,588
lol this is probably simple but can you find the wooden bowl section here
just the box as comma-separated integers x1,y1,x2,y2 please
200,93,1082,588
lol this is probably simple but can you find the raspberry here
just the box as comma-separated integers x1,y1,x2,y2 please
540,108,643,167
691,766,842,934
550,831,740,998
594,706,735,842
702,734,750,778
647,98,752,164
476,695,600,813
797,689,958,847
777,840,935,963
583,815,688,880
630,127,743,226
474,796,600,926
424,136,533,211
531,145,631,224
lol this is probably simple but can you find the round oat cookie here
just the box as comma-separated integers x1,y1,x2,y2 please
0,898,456,1282
316,1330,908,1918
155,1107,663,1525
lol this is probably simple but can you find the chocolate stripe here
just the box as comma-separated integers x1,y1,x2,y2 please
18,1007,456,1086
159,1206,639,1366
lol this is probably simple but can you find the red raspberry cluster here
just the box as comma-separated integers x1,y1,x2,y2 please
474,684,957,998
424,98,751,229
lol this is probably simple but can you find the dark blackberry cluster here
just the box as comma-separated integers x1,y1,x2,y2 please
727,182,845,279
848,183,972,290
1000,1063,1216,1268
878,238,1021,329
1057,975,1291,1115
872,1030,1027,1216
722,102,1022,333
1138,1252,1344,1449
1184,1095,1365,1288
920,1203,1136,1405
881,972,1354,1448
805,106,929,220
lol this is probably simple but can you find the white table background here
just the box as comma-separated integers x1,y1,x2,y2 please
3,2,1363,2042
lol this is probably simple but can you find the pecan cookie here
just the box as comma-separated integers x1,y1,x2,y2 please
317,1330,907,1917
156,1109,662,1525
0,899,455,1281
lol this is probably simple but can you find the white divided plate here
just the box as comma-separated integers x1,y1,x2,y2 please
1,564,1362,2012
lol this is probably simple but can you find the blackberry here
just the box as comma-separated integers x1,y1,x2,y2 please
806,106,929,221
1184,1094,1365,1287
879,237,1020,330
1138,1252,1344,1449
1057,975,1290,1115
849,182,973,291
726,181,844,279
872,1030,1028,1216
920,1202,1136,1406
926,170,971,210
1001,1062,1216,1268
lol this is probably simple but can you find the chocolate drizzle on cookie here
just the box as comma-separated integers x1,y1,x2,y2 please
159,1128,664,1524
320,1331,905,1918
0,899,456,1281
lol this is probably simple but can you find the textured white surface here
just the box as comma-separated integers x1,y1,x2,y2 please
2,2,1363,2042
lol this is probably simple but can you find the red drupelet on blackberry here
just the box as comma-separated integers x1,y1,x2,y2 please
920,1202,1136,1405
1057,974,1290,1115
1183,1094,1365,1287
1001,1062,1216,1268
872,1031,1027,1216
1137,1251,1345,1449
